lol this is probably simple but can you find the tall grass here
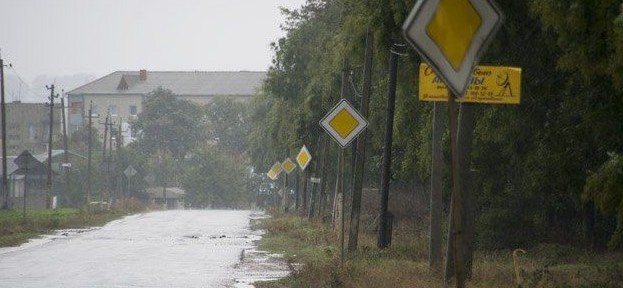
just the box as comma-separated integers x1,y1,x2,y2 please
0,199,146,247
256,212,623,288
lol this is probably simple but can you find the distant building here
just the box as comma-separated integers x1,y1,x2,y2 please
66,70,266,145
146,187,185,209
34,149,87,174
1,101,62,156
0,150,85,210
1,150,51,210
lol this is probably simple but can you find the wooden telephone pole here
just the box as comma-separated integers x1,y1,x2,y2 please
60,95,70,208
87,102,93,210
378,44,403,249
0,55,8,209
46,84,59,209
348,31,373,252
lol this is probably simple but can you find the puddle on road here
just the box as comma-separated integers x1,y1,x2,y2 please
232,248,290,287
230,212,291,288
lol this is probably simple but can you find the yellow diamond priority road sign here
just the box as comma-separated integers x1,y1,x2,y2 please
267,169,278,181
270,161,283,177
403,0,503,96
320,99,368,149
281,158,297,174
296,145,312,171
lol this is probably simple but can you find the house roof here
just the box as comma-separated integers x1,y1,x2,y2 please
146,187,185,199
67,71,266,96
0,156,19,175
34,150,87,163
11,150,49,176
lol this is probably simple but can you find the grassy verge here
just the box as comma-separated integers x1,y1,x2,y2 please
0,200,145,247
255,212,623,288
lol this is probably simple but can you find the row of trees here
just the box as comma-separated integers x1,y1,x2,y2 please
247,0,623,250
59,88,253,209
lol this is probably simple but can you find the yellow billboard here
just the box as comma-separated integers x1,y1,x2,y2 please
419,63,521,104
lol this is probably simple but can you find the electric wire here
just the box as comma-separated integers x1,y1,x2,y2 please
7,65,44,102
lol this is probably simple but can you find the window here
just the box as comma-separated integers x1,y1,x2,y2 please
109,105,118,116
91,105,99,116
29,125,37,140
129,105,137,115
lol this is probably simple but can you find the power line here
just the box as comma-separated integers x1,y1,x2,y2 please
6,65,42,101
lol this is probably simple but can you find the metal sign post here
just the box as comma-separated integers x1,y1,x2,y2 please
124,166,137,199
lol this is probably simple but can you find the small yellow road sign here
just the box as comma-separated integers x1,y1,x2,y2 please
296,145,312,171
403,0,503,96
419,63,521,104
320,99,368,149
281,158,297,174
267,169,278,180
270,161,283,177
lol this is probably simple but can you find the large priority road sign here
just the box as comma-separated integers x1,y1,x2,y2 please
320,99,368,149
403,0,503,96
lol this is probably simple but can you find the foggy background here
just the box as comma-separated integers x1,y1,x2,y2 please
0,0,306,102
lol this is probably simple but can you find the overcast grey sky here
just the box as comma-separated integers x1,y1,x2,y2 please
0,0,306,100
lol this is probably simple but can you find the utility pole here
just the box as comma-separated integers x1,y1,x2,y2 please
336,57,350,263
87,102,93,211
378,44,403,249
333,57,349,230
108,115,113,205
102,113,108,159
108,117,113,160
100,112,110,207
310,135,327,220
61,94,70,208
0,54,8,209
308,138,323,220
46,84,58,209
117,119,123,200
348,31,374,252
317,135,329,219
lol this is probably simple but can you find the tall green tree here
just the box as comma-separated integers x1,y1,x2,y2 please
204,97,250,155
249,0,623,251
529,0,623,248
182,145,248,208
132,87,205,160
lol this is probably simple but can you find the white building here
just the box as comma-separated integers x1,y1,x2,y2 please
66,70,266,146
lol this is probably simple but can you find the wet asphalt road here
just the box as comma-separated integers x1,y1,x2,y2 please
0,210,288,287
